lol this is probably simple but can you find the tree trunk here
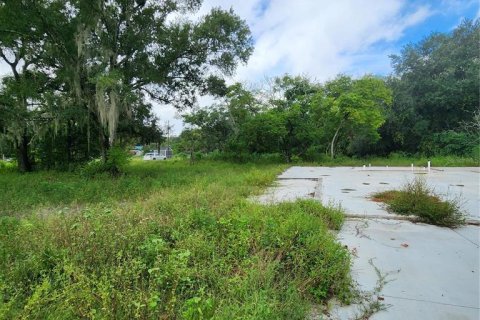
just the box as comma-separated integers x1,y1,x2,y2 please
100,131,110,163
87,113,91,160
66,120,73,165
330,123,343,159
283,150,292,163
190,148,195,164
17,131,32,172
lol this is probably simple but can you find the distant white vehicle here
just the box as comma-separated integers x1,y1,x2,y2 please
143,151,167,160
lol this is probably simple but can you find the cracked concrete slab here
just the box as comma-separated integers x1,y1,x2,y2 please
256,166,480,319
332,219,479,320
259,166,480,222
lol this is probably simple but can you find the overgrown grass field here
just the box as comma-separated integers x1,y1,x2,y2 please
0,160,352,319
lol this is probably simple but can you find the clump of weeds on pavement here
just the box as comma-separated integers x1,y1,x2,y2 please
372,177,466,228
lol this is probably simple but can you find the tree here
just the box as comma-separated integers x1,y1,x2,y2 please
322,75,392,159
183,107,233,152
0,0,48,171
385,19,479,154
177,127,203,163
269,76,320,161
237,110,286,154
0,0,253,170
57,0,253,160
183,83,259,153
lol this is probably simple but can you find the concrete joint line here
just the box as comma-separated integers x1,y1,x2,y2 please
345,214,421,223
277,177,318,181
344,215,480,226
450,228,480,247
381,294,480,310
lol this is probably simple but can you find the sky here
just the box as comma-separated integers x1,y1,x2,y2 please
1,0,478,135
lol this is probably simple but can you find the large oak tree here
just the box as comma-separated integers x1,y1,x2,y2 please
0,0,253,169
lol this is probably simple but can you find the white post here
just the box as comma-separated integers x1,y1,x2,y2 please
363,165,366,170
411,163,414,171
427,161,431,172
368,163,371,168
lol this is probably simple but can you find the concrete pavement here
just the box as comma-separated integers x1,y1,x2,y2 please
254,166,480,320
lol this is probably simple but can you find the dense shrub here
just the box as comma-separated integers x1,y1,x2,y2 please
80,146,131,177
420,131,477,157
0,160,15,172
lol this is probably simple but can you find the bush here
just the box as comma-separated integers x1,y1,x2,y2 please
420,130,476,157
372,177,465,228
0,160,15,172
80,158,106,177
80,146,130,177
471,144,480,163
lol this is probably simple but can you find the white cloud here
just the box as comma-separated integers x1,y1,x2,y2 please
199,0,433,83
0,62,12,77
440,0,478,14
151,104,183,135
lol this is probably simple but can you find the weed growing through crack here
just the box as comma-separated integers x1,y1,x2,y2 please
372,177,466,228
351,258,400,320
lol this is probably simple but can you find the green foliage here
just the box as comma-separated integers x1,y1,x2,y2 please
420,130,477,157
322,75,392,158
383,19,479,154
182,74,393,162
471,145,480,163
205,151,284,164
181,292,216,319
105,146,131,174
0,161,353,319
0,0,253,172
81,146,131,177
179,20,479,162
373,178,465,228
0,160,15,172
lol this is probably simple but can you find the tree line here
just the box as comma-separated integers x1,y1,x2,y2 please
178,19,479,162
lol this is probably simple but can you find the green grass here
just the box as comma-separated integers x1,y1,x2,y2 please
0,160,353,319
302,154,479,167
372,177,466,228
